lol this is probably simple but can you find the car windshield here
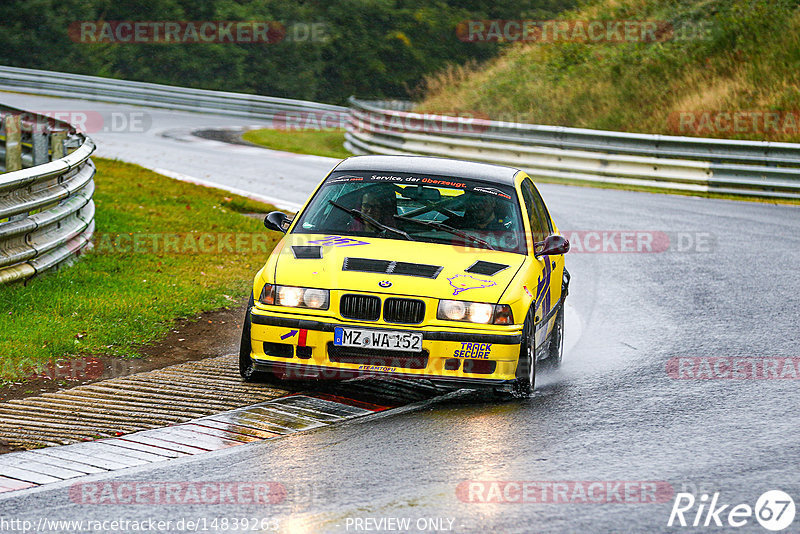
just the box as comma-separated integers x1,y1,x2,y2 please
293,171,526,254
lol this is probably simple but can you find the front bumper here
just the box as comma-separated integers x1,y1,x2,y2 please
249,309,523,389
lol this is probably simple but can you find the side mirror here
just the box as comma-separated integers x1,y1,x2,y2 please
534,235,570,258
264,211,290,233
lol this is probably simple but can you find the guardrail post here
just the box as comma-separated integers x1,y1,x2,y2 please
3,114,22,172
32,130,49,165
64,137,82,155
50,130,67,160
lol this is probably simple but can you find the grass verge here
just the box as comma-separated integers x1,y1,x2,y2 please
420,1,800,144
242,128,352,159
0,158,281,381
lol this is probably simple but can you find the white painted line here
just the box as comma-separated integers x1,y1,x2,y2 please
152,167,303,212
106,438,188,458
0,452,105,475
0,466,60,485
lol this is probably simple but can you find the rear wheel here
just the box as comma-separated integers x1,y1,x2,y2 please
541,306,564,371
510,310,536,398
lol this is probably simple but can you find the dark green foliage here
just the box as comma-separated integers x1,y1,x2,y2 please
0,0,575,103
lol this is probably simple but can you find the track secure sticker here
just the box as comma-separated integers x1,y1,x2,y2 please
308,235,369,247
447,274,497,296
453,342,492,359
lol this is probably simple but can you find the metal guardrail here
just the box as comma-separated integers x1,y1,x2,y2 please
345,98,800,200
0,104,96,285
0,65,347,120
4,66,798,201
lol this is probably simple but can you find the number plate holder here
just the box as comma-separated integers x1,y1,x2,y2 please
333,327,423,352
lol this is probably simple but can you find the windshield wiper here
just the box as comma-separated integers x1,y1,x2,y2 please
393,214,496,251
328,200,414,241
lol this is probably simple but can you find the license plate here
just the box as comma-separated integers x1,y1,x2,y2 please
334,327,422,352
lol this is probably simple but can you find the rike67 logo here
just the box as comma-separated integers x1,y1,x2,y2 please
668,490,796,531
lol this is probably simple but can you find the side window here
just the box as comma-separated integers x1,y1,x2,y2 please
530,181,553,237
521,179,551,242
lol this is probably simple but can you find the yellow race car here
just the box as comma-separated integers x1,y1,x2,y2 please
239,156,569,396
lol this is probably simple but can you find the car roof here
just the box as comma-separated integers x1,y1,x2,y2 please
334,155,521,185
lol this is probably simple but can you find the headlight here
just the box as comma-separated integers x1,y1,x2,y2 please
259,284,329,310
278,286,303,307
440,300,466,320
469,303,494,323
303,289,328,309
437,300,514,325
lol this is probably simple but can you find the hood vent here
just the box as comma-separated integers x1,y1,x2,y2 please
465,261,509,276
343,257,443,279
292,246,322,259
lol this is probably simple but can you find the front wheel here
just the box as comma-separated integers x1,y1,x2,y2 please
238,294,304,388
238,293,263,382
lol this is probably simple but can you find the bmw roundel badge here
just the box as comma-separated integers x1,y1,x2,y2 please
379,280,392,288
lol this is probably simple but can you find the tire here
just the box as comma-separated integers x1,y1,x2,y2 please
510,309,537,398
541,306,564,371
238,294,300,388
238,293,262,382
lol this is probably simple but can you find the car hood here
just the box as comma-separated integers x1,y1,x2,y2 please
273,233,525,302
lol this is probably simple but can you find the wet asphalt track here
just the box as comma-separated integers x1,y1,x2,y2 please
1,92,799,533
